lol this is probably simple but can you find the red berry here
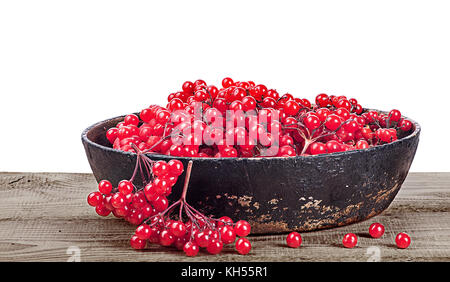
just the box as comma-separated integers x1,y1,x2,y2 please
153,177,170,195
169,221,186,238
206,239,223,255
324,114,342,131
325,140,343,153
118,180,133,195
399,119,412,131
195,231,210,248
217,216,233,228
98,180,113,195
369,223,385,238
87,192,103,207
182,81,194,94
174,236,187,250
235,237,251,255
124,114,140,126
242,96,257,111
183,241,199,257
389,109,401,122
159,230,176,246
111,192,126,208
222,77,234,88
95,203,111,216
152,196,169,212
304,114,321,131
342,233,358,248
114,205,130,218
139,108,152,123
220,225,236,244
286,232,302,248
153,161,169,177
131,191,147,209
135,224,152,240
156,110,171,124
167,159,184,176
309,142,327,155
284,100,300,116
127,210,144,225
144,183,158,201
356,140,370,149
315,93,331,107
102,195,114,211
353,104,363,114
234,220,251,237
130,235,146,250
106,128,118,144
395,232,411,249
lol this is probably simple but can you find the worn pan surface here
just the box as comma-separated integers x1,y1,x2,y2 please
81,112,420,234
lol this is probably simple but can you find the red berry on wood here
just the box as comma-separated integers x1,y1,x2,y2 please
183,241,199,257
286,232,302,248
342,233,357,248
395,232,411,249
130,235,146,250
206,239,223,255
369,223,385,238
159,230,176,246
235,238,252,255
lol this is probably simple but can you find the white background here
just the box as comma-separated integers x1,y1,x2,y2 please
0,0,449,172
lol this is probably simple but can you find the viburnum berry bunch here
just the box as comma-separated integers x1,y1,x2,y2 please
105,78,414,158
86,149,183,224
87,150,252,256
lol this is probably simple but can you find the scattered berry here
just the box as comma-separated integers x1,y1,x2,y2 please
286,232,302,248
342,233,358,248
369,223,385,238
235,238,252,255
395,232,411,249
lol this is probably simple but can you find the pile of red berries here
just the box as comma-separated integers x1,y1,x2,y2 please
286,222,411,249
87,156,252,256
87,158,184,225
131,216,252,256
105,78,413,158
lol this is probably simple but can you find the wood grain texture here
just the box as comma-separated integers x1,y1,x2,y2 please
0,172,449,262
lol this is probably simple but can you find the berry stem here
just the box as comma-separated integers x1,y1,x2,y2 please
181,161,194,201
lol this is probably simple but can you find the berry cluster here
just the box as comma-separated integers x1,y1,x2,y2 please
285,222,411,249
132,214,252,256
87,156,183,224
87,154,252,256
105,78,413,158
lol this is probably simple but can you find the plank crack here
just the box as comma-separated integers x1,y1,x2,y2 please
8,176,25,185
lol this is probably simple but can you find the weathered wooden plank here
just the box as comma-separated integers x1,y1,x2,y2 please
0,172,449,262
